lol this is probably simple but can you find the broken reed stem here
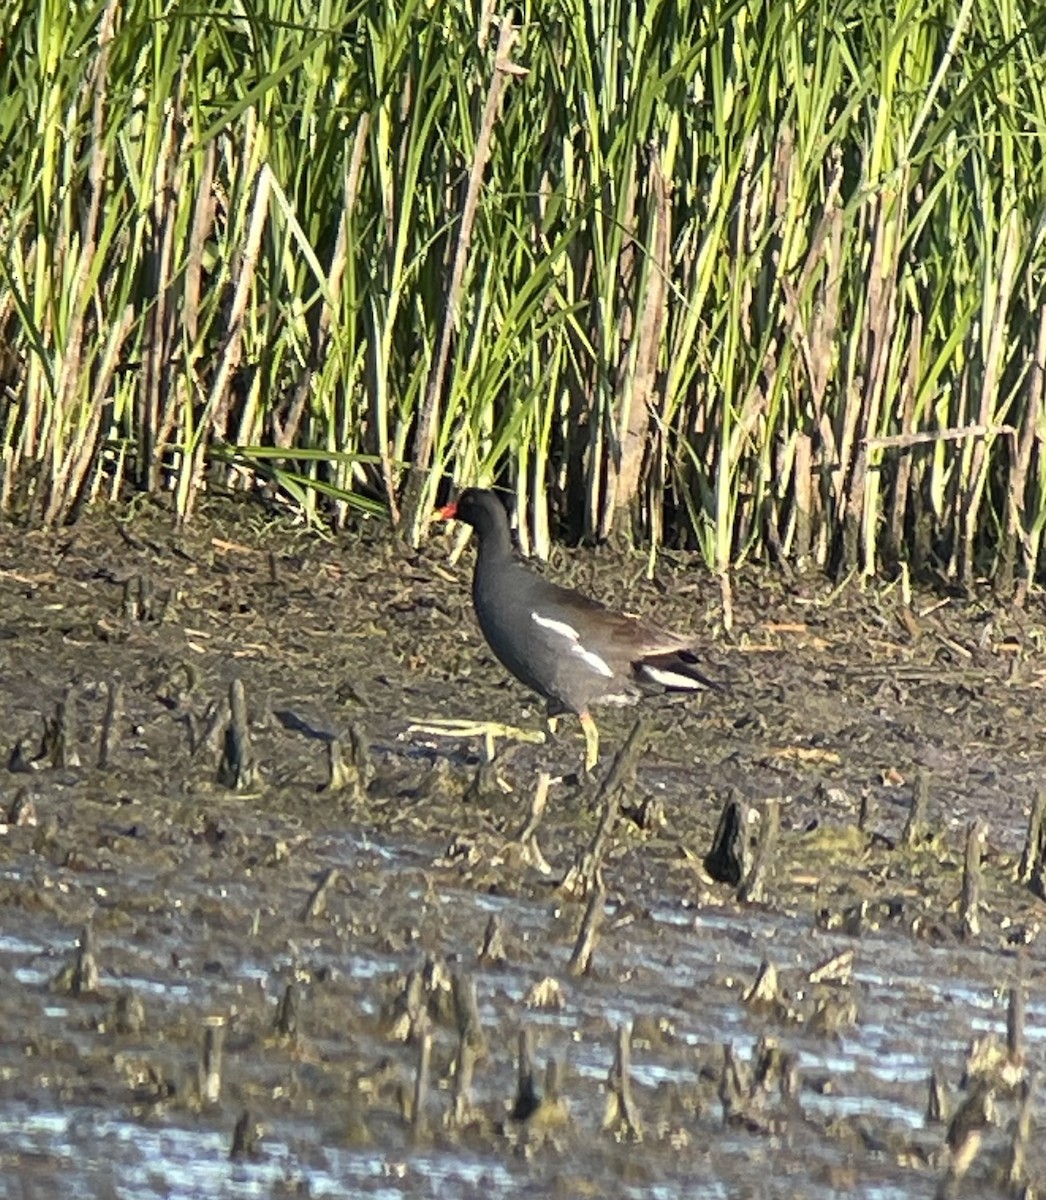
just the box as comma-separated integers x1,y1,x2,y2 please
1018,788,1046,885
512,1027,540,1121
524,779,555,844
450,971,485,1125
858,788,876,833
301,867,339,922
568,885,606,977
544,1058,563,1113
738,798,780,904
273,983,299,1038
865,422,1016,450
903,769,930,846
229,1110,258,1160
743,960,784,1015
926,1065,950,1124
97,677,123,768
8,739,32,773
199,1015,226,1105
70,923,100,995
944,1080,994,1184
959,819,987,938
478,913,507,964
49,685,80,769
6,789,36,826
559,799,617,898
451,1042,476,1127
395,969,426,1043
122,573,155,621
464,755,500,804
122,575,138,619
719,1042,750,1124
451,1035,477,1127
1007,977,1025,1066
752,1036,798,1101
1007,1071,1036,1189
604,1024,643,1140
705,790,753,885
452,972,485,1053
560,718,648,899
327,723,371,794
410,1019,432,1140
217,678,257,789
193,698,225,759
348,723,371,777
113,991,146,1034
808,949,854,986
326,738,354,792
594,716,650,802
515,771,553,873
230,676,249,732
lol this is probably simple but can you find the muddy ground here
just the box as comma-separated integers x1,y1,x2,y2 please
1,498,1045,1199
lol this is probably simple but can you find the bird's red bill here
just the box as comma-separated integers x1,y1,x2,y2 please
437,501,459,519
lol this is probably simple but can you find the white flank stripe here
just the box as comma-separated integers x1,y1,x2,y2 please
531,612,580,641
570,643,614,678
638,663,707,690
531,611,615,678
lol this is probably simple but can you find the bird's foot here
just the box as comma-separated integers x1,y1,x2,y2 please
579,712,600,773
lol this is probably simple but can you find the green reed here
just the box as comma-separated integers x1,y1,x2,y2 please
1,0,1044,587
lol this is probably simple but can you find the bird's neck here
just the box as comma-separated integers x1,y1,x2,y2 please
472,519,515,592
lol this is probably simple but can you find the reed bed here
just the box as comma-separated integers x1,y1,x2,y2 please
1,0,1045,585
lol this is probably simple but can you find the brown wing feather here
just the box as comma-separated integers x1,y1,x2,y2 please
538,580,694,657
513,569,721,699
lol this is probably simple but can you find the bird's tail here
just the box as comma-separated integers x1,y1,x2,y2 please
634,648,723,692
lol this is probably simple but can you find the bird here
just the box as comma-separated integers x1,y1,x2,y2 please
437,488,720,770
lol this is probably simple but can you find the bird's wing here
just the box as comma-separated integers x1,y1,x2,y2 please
537,582,692,657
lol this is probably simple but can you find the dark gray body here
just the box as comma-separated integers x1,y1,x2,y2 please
452,490,718,718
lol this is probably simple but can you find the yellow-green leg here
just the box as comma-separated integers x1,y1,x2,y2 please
579,712,599,772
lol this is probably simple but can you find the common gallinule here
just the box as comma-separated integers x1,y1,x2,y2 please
438,488,720,770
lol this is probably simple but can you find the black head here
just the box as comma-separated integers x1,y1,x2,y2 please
438,488,511,539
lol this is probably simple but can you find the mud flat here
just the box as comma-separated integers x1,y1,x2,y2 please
1,503,1044,1198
